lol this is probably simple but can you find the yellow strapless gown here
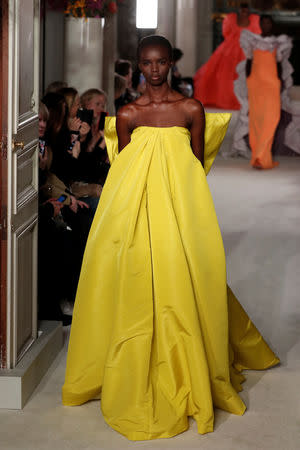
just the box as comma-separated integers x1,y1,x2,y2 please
62,114,279,440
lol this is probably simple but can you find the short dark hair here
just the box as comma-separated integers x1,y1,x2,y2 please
137,35,173,61
115,59,132,77
172,48,183,63
260,14,274,25
45,81,67,94
240,2,249,8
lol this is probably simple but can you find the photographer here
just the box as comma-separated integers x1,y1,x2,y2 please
42,92,82,187
59,87,91,145
73,89,110,199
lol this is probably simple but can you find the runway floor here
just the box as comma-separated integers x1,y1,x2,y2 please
1,157,299,450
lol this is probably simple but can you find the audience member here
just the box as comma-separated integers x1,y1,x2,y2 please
132,68,146,95
45,80,68,94
40,94,92,300
79,88,110,188
115,59,138,106
42,92,81,186
38,102,81,324
114,73,127,113
171,48,193,97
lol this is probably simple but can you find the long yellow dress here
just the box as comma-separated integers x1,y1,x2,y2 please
62,114,279,440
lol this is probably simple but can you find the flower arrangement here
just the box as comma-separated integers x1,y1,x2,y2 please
47,0,122,18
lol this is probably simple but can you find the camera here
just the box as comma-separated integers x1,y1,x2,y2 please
77,108,94,126
98,111,108,131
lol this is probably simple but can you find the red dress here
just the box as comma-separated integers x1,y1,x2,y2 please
193,13,261,110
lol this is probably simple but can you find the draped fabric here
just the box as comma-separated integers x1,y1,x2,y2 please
233,31,300,161
193,13,261,110
62,115,279,440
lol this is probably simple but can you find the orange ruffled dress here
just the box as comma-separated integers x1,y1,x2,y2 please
194,13,261,110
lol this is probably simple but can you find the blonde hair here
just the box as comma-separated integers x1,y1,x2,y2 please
39,101,49,121
80,88,107,108
59,87,78,113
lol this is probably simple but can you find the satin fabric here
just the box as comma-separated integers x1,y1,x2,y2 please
194,13,261,110
248,49,281,169
62,115,279,440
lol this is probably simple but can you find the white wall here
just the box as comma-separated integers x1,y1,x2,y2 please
157,0,214,77
43,9,65,91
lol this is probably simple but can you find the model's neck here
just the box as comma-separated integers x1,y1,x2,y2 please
145,83,171,103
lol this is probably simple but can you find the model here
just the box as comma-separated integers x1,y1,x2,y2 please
194,3,260,110
233,15,299,165
62,35,279,440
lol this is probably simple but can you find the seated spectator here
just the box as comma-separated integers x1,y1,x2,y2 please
38,102,83,324
171,48,193,97
38,101,73,206
57,87,103,213
134,71,146,96
79,88,110,188
45,80,68,94
115,59,138,107
42,92,81,187
39,96,92,304
114,73,127,113
171,48,184,92
59,86,90,141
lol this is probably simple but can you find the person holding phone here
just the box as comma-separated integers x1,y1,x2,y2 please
60,87,91,142
38,102,49,170
71,89,110,191
80,88,107,153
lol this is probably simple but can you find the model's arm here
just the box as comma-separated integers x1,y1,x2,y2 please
116,105,134,152
188,100,205,167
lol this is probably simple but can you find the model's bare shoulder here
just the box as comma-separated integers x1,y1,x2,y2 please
181,98,205,125
117,103,138,120
184,97,204,114
117,103,139,129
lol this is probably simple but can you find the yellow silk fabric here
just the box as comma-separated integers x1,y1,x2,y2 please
62,118,279,441
104,113,231,175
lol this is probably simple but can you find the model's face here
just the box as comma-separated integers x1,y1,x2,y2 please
261,18,273,35
87,95,106,118
38,113,47,137
139,45,172,87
